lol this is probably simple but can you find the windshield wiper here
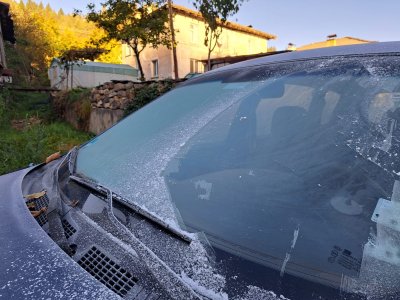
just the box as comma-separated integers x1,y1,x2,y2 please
69,174,193,244
67,146,78,175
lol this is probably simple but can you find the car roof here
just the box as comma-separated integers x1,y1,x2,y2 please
210,41,400,73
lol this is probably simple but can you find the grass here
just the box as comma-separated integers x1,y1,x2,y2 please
0,89,93,175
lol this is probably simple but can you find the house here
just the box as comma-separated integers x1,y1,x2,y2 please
122,4,276,80
297,35,375,51
48,59,139,90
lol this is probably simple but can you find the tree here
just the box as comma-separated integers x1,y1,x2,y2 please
59,48,106,89
78,0,172,81
193,0,243,71
45,3,52,14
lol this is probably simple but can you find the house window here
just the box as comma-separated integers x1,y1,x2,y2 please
190,59,204,73
125,46,132,57
152,60,159,78
190,23,198,44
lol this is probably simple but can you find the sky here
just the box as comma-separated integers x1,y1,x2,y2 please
35,0,400,50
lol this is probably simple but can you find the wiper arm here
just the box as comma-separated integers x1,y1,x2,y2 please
67,146,78,175
69,174,193,243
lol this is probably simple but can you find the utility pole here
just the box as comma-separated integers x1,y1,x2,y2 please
168,0,179,79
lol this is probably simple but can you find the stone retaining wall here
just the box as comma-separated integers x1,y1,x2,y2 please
90,81,138,110
90,80,177,111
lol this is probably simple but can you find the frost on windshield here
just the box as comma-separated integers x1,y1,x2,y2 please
78,82,255,222
339,58,400,178
109,92,249,224
331,58,400,299
77,81,266,298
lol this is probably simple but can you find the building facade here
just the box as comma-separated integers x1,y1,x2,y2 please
297,36,375,51
122,4,276,80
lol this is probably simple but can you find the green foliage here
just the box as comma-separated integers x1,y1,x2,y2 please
59,48,107,64
80,0,172,80
51,88,92,131
0,89,92,175
66,88,91,104
66,88,92,130
193,0,244,68
7,90,54,121
124,80,174,115
0,89,8,127
77,98,92,125
0,122,91,175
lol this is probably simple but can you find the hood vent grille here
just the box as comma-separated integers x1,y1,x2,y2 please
78,246,137,298
62,219,77,239
27,194,49,227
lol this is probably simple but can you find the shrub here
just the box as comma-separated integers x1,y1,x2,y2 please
124,79,175,116
51,88,91,130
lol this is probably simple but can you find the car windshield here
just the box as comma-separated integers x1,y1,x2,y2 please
77,55,400,298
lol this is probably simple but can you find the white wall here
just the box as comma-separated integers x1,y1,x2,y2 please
48,64,138,90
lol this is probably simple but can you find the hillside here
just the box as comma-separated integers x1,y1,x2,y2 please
3,0,122,87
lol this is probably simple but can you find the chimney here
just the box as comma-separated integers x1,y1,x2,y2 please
287,43,296,51
327,34,337,46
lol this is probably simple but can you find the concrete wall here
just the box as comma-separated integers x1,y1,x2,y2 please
89,108,125,135
60,98,124,135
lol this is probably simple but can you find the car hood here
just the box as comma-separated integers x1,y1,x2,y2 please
0,167,120,300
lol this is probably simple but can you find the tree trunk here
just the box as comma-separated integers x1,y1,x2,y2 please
206,27,221,72
207,49,211,71
168,0,179,79
207,30,212,71
133,46,145,81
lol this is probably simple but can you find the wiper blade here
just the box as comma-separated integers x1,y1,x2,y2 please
69,174,193,243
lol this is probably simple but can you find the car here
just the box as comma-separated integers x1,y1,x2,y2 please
183,72,202,79
2,41,400,300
